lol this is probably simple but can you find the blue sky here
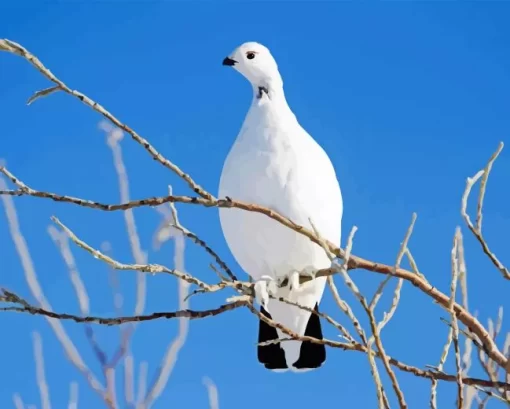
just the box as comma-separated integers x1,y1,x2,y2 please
1,2,510,408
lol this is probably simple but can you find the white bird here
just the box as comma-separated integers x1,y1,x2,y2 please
219,42,343,372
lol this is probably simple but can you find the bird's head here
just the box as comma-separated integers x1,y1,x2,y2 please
222,42,283,97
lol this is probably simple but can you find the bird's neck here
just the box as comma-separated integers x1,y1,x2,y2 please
252,74,284,99
251,78,293,116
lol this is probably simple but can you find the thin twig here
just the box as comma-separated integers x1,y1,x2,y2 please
48,226,109,369
33,332,51,409
203,377,220,409
170,223,237,281
365,215,417,409
372,213,416,336
13,394,25,409
1,289,246,324
103,121,148,316
143,201,190,409
459,237,476,408
461,143,509,280
52,216,212,292
451,228,464,408
314,225,389,409
136,362,148,408
124,355,134,406
327,276,368,345
68,382,78,409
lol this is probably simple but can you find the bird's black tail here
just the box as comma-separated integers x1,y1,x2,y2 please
257,303,326,371
257,305,288,370
293,303,326,369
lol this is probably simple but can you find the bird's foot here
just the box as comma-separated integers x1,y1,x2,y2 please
288,271,301,292
288,267,317,292
253,275,277,310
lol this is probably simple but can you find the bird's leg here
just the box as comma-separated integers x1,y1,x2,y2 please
253,275,277,310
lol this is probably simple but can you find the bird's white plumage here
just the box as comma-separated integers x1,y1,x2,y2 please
219,42,343,370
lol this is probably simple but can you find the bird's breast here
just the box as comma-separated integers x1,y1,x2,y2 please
218,123,341,281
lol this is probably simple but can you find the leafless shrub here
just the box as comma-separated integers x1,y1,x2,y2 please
1,38,509,409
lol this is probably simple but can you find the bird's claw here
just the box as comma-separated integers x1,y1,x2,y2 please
253,275,277,310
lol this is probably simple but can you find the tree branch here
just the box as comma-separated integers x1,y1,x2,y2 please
0,38,212,201
1,162,507,372
0,288,246,324
461,142,509,280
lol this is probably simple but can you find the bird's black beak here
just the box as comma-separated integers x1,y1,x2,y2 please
222,57,237,66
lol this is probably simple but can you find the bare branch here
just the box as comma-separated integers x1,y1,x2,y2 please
0,175,111,406
371,213,416,339
0,38,213,201
102,121,147,315
431,228,463,408
4,286,507,390
136,361,148,408
459,237,476,408
203,377,219,409
327,276,367,344
13,394,25,409
461,143,509,280
169,222,237,281
451,229,465,408
33,332,51,409
51,216,213,292
101,122,149,407
1,288,246,324
365,215,417,409
48,226,90,314
143,207,190,408
26,85,61,105
312,224,390,409
68,382,78,409
2,164,506,371
476,143,503,230
124,355,134,406
48,226,109,368
341,228,390,409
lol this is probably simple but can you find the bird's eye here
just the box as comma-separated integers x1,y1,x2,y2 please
246,52,256,60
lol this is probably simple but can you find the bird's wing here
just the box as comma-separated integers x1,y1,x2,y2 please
262,125,343,368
